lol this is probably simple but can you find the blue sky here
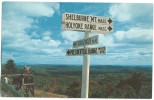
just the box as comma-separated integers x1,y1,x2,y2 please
2,2,153,65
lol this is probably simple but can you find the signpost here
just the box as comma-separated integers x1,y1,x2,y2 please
62,13,113,34
66,46,106,56
62,21,113,33
62,13,113,25
62,13,113,98
73,35,98,48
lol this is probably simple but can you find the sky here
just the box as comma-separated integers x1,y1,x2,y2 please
1,2,153,65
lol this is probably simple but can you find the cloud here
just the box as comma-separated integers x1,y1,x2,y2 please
95,34,114,46
113,27,153,44
61,31,84,42
43,31,52,36
3,30,61,54
3,2,60,17
109,3,153,23
2,2,152,65
89,26,152,65
2,2,61,63
90,43,152,65
60,31,85,48
90,27,152,48
90,26,152,48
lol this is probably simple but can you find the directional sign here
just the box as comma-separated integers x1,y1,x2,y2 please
62,13,113,25
66,46,106,56
62,21,113,34
73,35,98,48
62,13,113,98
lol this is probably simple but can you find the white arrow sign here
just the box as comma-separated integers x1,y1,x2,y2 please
62,13,113,25
62,21,113,34
66,46,106,56
62,13,113,34
73,35,98,48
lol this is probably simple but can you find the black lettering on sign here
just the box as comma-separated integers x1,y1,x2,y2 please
92,38,97,44
71,50,75,55
66,50,71,55
85,24,97,30
65,22,83,29
76,49,79,54
88,48,97,54
98,27,107,31
98,48,102,53
85,38,90,44
90,16,97,23
94,48,97,54
81,40,85,45
65,22,69,28
76,15,79,21
98,19,107,24
66,14,70,20
99,47,106,53
73,23,83,29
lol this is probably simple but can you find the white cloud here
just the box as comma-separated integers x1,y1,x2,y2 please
89,26,152,65
109,3,153,22
2,2,61,63
98,34,114,46
61,31,84,42
43,31,52,36
42,36,51,41
3,2,60,17
61,26,152,48
90,44,152,65
113,27,153,44
31,31,40,38
61,30,85,47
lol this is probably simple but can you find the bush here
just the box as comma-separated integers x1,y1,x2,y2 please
66,80,81,98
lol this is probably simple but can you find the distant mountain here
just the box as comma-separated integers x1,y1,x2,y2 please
15,62,32,66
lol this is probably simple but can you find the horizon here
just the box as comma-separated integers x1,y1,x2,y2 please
1,63,152,67
2,2,153,65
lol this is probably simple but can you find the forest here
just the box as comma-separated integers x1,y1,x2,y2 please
1,63,152,98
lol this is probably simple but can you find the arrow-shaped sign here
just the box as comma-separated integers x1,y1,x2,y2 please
63,13,113,25
108,26,112,31
108,18,112,24
73,35,98,48
66,46,106,56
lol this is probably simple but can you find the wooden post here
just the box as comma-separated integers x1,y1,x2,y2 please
81,32,90,98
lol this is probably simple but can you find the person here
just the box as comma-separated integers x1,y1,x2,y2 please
25,66,30,75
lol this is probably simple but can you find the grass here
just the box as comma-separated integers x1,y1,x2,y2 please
34,89,68,98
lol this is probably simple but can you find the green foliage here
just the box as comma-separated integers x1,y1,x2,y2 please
138,80,152,98
18,65,151,98
89,80,104,98
66,80,81,98
4,59,16,74
111,85,136,98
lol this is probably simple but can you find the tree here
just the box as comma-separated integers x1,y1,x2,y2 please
4,59,16,74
